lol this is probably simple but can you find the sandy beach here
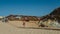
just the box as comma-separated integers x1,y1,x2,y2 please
0,21,60,34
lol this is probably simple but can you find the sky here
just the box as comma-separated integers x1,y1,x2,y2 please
0,0,60,16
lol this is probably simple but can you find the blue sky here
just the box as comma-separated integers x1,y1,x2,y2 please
0,0,60,16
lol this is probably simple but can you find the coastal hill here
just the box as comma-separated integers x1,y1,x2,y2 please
50,7,60,16
41,7,60,23
50,7,60,23
6,15,40,21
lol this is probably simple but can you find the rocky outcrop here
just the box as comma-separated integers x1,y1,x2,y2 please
41,7,60,23
50,7,60,23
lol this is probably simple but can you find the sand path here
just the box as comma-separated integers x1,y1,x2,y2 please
0,21,60,34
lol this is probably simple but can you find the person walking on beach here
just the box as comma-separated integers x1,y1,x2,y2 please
23,21,25,27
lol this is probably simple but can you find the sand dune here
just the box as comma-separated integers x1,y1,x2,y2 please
0,21,60,34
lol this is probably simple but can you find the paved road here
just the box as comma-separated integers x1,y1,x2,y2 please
0,21,60,34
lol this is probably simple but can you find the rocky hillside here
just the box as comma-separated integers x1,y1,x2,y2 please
6,15,40,21
5,7,60,22
50,7,60,16
41,7,60,23
50,7,60,23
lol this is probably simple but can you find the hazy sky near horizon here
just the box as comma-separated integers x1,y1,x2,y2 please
0,0,60,16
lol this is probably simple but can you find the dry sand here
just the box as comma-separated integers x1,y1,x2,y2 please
0,21,60,34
